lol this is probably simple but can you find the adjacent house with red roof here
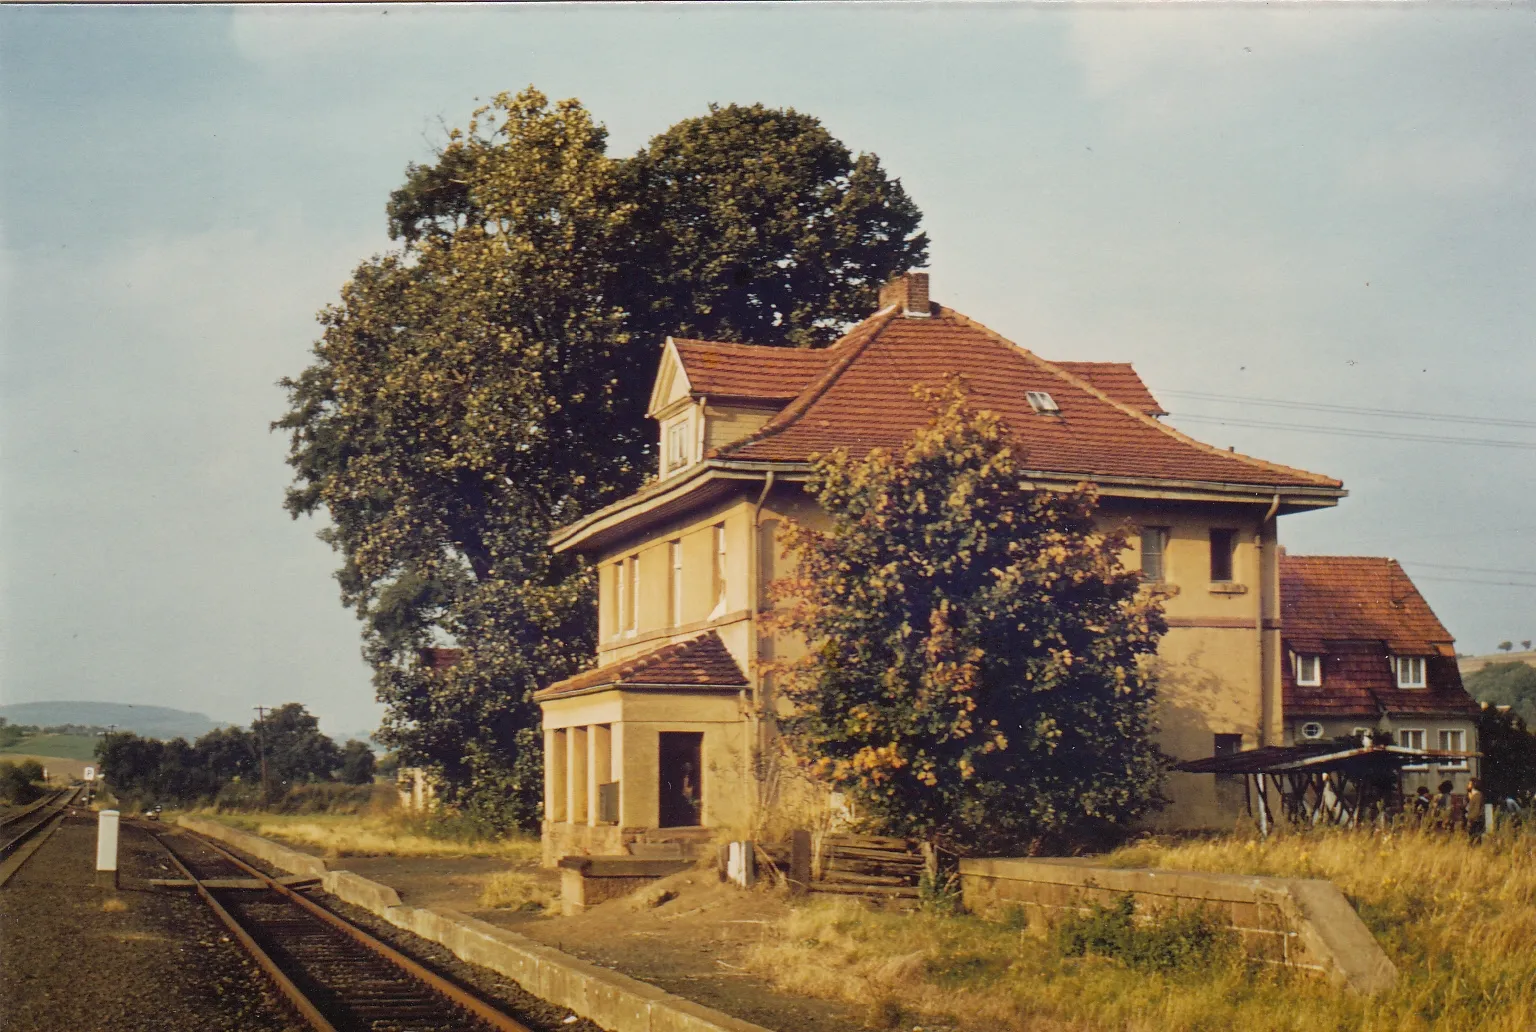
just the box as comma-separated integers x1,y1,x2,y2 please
1281,554,1480,793
536,272,1357,859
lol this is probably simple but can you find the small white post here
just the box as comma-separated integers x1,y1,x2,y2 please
96,809,120,888
1484,802,1496,837
727,841,755,887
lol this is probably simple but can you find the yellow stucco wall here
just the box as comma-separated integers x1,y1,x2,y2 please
545,478,1314,848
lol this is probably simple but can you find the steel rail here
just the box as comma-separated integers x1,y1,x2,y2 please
0,789,66,832
0,787,83,888
167,828,533,1032
0,787,79,853
156,835,340,1032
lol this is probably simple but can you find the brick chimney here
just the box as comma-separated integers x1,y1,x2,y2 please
878,271,931,318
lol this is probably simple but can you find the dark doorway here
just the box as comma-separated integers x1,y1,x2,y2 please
658,732,703,827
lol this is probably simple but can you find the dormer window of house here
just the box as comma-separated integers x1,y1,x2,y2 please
664,418,691,474
1394,655,1427,689
1294,653,1322,687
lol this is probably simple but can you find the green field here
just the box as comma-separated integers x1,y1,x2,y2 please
0,733,100,761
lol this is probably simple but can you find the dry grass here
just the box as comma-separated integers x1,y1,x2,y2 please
101,897,129,913
203,811,541,861
479,868,557,912
744,826,1536,1032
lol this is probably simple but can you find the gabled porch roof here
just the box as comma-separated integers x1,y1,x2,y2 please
535,631,748,702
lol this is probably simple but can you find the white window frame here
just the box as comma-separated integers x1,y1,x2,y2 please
1399,728,1428,769
1394,655,1427,689
709,524,728,618
1140,526,1169,583
664,419,690,473
1437,729,1468,770
1300,721,1325,740
669,541,683,628
1294,654,1322,687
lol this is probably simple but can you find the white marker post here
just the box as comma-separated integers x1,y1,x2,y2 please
96,810,120,889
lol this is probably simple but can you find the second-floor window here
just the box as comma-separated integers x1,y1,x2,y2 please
710,523,727,616
620,555,638,636
1438,729,1467,769
669,541,683,627
1295,654,1322,687
665,419,690,473
1399,728,1427,769
1209,528,1237,582
1394,655,1426,689
1140,527,1169,582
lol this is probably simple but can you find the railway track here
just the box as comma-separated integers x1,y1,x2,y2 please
0,786,82,886
154,827,535,1032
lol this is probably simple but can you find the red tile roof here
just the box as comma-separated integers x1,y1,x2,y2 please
418,648,463,671
535,631,748,700
1280,555,1477,720
671,339,836,403
709,306,1339,491
1052,362,1167,416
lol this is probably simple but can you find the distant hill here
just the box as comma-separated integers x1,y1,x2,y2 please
0,701,230,741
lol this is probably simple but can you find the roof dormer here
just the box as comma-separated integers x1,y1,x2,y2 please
647,336,834,478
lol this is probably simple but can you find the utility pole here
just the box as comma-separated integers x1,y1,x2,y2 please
253,706,270,806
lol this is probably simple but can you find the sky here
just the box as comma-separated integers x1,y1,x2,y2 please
3,3,1533,738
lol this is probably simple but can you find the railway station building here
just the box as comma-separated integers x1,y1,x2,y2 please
534,272,1471,861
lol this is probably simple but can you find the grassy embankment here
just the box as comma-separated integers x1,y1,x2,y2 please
204,809,542,862
206,807,550,910
744,827,1536,1032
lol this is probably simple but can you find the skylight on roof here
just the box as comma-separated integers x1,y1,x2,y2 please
1026,390,1061,414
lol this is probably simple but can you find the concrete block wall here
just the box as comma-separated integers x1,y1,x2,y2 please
177,816,776,1032
959,857,1396,995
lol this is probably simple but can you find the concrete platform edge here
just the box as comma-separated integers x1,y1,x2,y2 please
176,816,778,1032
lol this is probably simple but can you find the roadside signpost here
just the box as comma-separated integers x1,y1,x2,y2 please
83,766,96,782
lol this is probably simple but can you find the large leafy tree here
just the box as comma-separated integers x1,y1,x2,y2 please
768,381,1168,856
276,88,927,828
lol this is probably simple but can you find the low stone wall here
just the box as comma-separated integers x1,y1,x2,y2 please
177,816,775,1032
959,857,1396,996
176,816,328,878
557,856,695,916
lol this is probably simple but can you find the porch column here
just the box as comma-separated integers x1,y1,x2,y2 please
590,724,612,824
568,725,589,829
547,728,567,822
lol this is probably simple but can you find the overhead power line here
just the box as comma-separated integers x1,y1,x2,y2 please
1398,560,1536,578
1167,413,1536,450
1158,389,1536,430
1407,574,1536,590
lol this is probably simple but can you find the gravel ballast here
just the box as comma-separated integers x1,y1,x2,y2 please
0,814,300,1032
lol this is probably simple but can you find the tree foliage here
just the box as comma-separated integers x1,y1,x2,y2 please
1476,704,1536,803
338,740,378,785
767,381,1168,855
1466,661,1536,726
276,87,927,828
96,703,348,805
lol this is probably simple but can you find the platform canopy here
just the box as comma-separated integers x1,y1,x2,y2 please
1175,742,1481,834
